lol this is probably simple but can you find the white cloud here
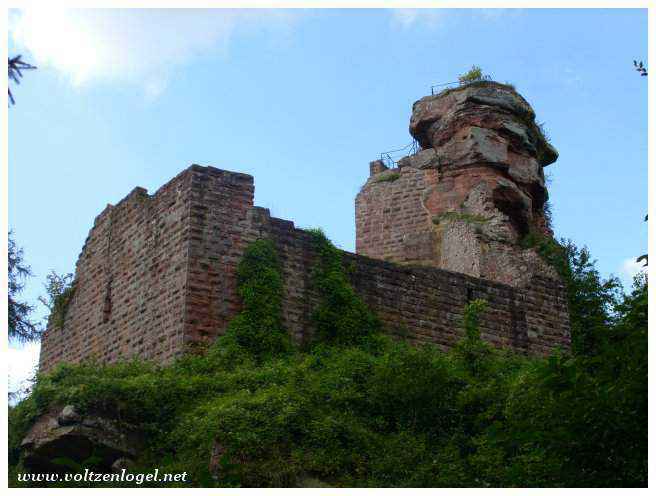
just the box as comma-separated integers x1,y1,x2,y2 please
619,257,647,288
390,9,446,30
9,8,300,98
8,341,41,403
390,8,519,30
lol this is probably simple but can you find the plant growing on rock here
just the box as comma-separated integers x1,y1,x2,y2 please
458,65,490,85
223,239,292,360
307,228,381,346
39,271,75,331
8,233,647,488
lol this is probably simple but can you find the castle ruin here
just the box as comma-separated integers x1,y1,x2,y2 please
39,82,570,374
356,81,559,287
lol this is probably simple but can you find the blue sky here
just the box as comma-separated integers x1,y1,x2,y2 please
7,8,648,390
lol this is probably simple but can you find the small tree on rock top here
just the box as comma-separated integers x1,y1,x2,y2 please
458,65,490,85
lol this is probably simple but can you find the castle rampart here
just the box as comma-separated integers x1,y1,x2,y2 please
40,162,570,374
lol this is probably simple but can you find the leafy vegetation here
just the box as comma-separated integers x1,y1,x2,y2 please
520,232,624,356
308,229,381,346
8,235,647,487
39,271,75,331
458,65,490,85
8,232,41,342
222,239,292,360
372,172,401,183
432,211,489,226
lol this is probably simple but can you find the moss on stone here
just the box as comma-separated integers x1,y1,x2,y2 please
432,212,489,226
372,172,401,184
433,80,516,99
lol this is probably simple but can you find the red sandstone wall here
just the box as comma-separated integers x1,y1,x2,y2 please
182,167,255,347
252,208,570,355
40,166,258,373
355,167,438,265
40,165,570,374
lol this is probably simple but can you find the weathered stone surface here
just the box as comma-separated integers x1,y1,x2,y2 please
111,457,135,473
397,148,439,170
40,81,574,381
57,405,81,426
410,82,535,148
21,405,141,473
409,82,556,174
39,164,569,370
357,81,560,288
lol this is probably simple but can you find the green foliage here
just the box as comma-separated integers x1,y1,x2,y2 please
39,271,75,330
372,172,400,183
520,233,623,356
458,65,489,85
307,228,381,345
453,299,493,378
8,232,41,342
432,211,489,225
8,235,646,488
223,239,292,360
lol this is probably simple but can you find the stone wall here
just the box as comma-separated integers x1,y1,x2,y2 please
39,165,570,374
39,166,255,372
249,200,570,355
356,81,561,287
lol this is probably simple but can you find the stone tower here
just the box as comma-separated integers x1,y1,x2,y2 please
355,81,560,287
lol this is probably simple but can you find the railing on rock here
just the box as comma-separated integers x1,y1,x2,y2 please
430,75,492,96
379,140,420,169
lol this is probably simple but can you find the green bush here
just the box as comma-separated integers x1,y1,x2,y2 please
520,232,623,356
458,65,489,85
307,229,381,346
223,239,292,360
8,236,647,488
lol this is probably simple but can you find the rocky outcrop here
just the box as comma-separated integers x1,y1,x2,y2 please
20,405,141,473
356,81,561,287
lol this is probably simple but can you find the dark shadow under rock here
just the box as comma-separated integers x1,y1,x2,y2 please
20,405,142,473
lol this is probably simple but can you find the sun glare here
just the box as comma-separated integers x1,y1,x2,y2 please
11,9,105,86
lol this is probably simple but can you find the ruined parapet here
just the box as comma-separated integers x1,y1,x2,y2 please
40,161,570,375
356,81,561,287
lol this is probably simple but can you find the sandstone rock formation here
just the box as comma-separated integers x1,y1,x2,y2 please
21,405,141,473
356,81,560,287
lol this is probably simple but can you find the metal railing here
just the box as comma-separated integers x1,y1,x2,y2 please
379,140,420,169
430,75,492,96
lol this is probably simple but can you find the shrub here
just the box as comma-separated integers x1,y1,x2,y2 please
458,65,489,85
8,235,646,488
223,239,292,360
520,233,623,356
307,229,381,345
39,271,75,330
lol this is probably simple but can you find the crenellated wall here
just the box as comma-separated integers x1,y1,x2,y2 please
39,165,570,374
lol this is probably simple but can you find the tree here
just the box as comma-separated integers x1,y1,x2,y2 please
633,60,648,77
8,58,40,341
633,62,648,265
458,65,491,85
8,55,36,106
523,234,623,356
39,271,75,331
8,232,41,342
